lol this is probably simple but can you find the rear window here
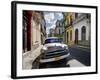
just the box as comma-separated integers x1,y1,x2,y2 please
45,38,62,44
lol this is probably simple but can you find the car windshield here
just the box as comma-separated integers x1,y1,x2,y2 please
45,38,62,44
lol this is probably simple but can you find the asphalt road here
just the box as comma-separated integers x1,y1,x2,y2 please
69,46,91,66
37,46,91,69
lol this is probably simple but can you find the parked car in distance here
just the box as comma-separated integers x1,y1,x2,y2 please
39,37,70,67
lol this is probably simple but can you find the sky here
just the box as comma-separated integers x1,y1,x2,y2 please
43,12,63,34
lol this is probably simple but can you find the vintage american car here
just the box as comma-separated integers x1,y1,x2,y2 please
39,37,70,66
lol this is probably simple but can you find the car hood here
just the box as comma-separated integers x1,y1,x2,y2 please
44,43,67,48
42,43,67,53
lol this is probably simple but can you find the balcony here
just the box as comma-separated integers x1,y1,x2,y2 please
72,14,90,25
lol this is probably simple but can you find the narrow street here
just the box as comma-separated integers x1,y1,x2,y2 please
23,11,91,70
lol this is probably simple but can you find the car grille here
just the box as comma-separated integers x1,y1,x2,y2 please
47,46,63,52
42,49,69,59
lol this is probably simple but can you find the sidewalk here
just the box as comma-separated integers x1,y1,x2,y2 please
22,45,43,69
75,45,90,49
69,44,90,49
67,59,85,67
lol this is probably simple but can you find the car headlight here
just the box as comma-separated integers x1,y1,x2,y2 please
42,46,47,50
41,46,47,53
63,46,69,53
62,45,68,50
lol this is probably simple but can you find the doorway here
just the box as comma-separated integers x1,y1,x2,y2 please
75,29,78,44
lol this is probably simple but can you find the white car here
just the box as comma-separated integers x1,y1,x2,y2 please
40,37,70,64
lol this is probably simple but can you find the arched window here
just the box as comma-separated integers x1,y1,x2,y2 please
81,26,86,40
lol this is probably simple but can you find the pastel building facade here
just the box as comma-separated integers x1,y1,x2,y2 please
22,11,46,69
72,13,91,46
63,12,91,47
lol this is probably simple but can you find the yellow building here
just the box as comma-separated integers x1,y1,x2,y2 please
65,12,74,46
